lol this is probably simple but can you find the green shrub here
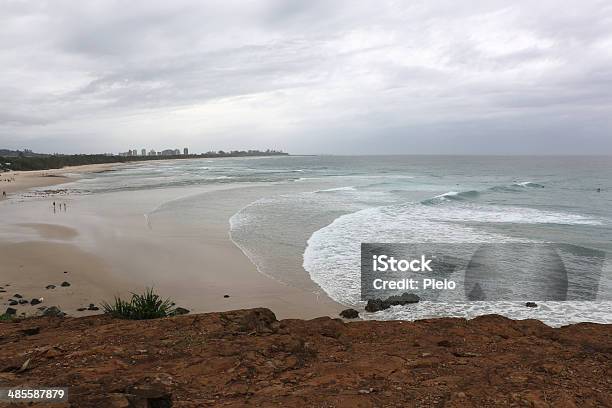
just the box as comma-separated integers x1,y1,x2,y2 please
102,288,176,320
0,313,14,322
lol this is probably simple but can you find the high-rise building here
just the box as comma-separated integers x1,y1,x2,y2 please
149,149,156,156
141,149,146,156
184,147,189,155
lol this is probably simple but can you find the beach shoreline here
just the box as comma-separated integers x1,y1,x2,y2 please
0,162,118,198
0,162,345,320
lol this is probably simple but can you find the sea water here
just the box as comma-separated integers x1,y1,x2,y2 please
43,155,612,326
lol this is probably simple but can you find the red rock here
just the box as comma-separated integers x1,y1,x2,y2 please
0,308,609,407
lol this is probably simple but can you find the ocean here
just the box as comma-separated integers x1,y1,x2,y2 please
58,155,612,326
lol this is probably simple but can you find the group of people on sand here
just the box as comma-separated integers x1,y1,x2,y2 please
53,201,67,212
1,174,16,199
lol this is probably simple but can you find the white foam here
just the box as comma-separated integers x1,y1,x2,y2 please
315,186,357,192
303,201,606,325
514,181,544,188
361,301,612,327
432,191,460,200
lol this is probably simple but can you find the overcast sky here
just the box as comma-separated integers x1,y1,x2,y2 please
1,0,612,154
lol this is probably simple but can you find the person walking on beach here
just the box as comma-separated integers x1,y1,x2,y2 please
2,191,5,198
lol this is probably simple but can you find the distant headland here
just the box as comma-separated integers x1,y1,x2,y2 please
0,148,288,171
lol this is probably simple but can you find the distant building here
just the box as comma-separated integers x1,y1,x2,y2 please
184,147,189,155
161,149,175,156
149,149,156,156
141,149,146,156
157,151,162,156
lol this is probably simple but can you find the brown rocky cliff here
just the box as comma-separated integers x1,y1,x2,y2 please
0,308,610,407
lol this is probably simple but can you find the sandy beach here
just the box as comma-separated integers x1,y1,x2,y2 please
1,164,122,316
0,162,344,320
0,163,116,197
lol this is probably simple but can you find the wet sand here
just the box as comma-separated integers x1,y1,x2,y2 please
0,239,126,316
0,164,344,320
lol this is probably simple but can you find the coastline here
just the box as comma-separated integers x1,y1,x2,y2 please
0,163,118,198
0,162,345,320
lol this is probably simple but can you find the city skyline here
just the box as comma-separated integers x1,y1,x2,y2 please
118,147,186,157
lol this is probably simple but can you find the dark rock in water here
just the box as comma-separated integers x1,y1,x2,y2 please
43,306,66,317
37,306,46,311
223,294,230,298
45,285,56,290
365,293,420,313
88,306,100,311
9,300,18,306
64,271,68,274
4,307,17,315
173,307,190,316
14,294,23,299
88,303,95,308
526,302,538,308
60,281,71,287
339,308,359,319
20,327,40,336
18,299,28,305
30,298,42,305
386,293,420,305
77,308,86,312
365,299,386,313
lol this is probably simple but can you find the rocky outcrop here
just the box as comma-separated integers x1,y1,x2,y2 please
4,307,17,316
171,307,190,316
339,308,359,319
41,306,65,317
365,292,420,312
0,308,609,407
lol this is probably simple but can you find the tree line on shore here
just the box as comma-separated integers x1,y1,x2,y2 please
0,150,288,171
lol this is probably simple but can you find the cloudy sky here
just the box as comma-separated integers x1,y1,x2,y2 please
1,0,612,154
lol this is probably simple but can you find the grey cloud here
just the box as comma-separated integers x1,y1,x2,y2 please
1,0,611,154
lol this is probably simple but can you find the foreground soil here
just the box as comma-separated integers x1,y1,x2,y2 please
0,309,610,407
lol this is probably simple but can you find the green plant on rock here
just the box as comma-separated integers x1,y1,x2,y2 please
102,288,177,320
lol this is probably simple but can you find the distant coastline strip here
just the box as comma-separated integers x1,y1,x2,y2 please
0,150,288,172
